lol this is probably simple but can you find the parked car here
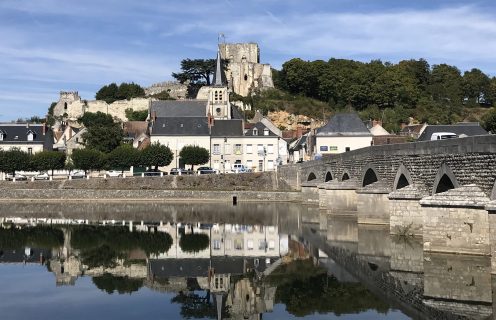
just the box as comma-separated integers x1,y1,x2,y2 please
197,167,216,175
34,172,50,180
170,168,193,175
70,171,86,179
231,164,249,173
106,170,122,177
5,173,27,181
143,169,165,177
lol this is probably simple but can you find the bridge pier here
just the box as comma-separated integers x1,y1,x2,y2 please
357,224,391,272
485,201,496,274
300,182,319,203
326,216,358,253
388,186,424,236
356,183,390,225
420,185,491,256
322,180,358,215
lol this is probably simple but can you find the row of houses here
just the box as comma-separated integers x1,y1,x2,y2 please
0,47,490,170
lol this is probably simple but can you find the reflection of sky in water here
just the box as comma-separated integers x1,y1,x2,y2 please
0,265,408,320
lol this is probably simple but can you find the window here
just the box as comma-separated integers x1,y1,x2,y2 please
268,240,275,250
247,239,254,250
234,144,242,155
224,144,231,154
216,107,221,115
345,147,351,152
258,240,266,250
225,240,232,250
244,74,248,81
214,91,218,101
253,128,258,135
257,144,264,154
320,146,328,152
219,92,223,100
258,160,263,171
64,102,68,110
213,240,221,250
267,144,274,154
267,160,274,170
264,128,269,136
246,144,253,154
27,132,34,141
213,144,221,155
28,148,32,155
246,160,253,170
0,132,3,141
234,239,243,250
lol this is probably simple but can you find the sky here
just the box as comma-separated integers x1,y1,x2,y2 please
1,0,496,121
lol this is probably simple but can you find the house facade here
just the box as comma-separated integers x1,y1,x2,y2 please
149,47,286,173
0,123,52,154
314,113,373,155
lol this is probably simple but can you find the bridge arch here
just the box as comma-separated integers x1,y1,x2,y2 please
325,171,333,182
432,163,459,194
307,172,317,181
341,170,350,181
361,164,380,187
393,164,413,191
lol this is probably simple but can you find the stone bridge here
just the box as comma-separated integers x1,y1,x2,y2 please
277,135,496,273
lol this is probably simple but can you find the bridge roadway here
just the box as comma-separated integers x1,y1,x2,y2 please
277,135,496,273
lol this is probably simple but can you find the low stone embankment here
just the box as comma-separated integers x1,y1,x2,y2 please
0,172,299,202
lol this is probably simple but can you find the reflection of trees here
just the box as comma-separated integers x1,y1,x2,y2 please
71,225,172,253
172,290,228,319
269,260,389,317
179,233,209,253
0,226,64,249
92,273,143,294
71,226,172,269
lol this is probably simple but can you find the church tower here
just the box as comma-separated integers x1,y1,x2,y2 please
208,49,231,119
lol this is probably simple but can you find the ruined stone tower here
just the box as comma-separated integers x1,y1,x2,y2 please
219,43,274,97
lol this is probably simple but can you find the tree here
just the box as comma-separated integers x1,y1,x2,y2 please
140,142,173,171
0,148,30,176
95,82,145,104
179,233,209,253
31,151,66,177
172,59,216,86
79,112,123,153
482,108,496,133
179,145,209,171
93,273,143,295
124,108,148,121
71,149,105,173
463,68,491,105
106,144,140,172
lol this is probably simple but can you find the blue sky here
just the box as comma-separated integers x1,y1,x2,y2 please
1,0,496,121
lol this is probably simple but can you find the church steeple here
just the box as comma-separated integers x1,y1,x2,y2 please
212,49,226,87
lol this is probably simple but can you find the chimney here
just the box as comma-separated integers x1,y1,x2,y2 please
152,110,157,123
296,126,303,138
42,123,46,135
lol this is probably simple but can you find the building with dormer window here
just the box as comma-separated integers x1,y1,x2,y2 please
0,123,53,154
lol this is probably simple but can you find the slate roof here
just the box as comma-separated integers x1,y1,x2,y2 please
417,123,488,141
212,50,227,86
0,123,53,150
211,120,243,137
149,259,210,278
150,100,207,118
230,105,244,120
316,113,372,136
400,124,425,135
151,117,210,136
244,122,278,137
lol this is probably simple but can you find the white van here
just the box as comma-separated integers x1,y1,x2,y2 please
431,132,458,140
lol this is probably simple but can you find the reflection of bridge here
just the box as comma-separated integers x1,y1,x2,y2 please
278,135,496,272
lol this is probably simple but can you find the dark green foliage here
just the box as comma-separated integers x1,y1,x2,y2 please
172,58,228,98
179,233,209,253
70,225,173,256
482,108,496,133
268,260,389,317
149,91,175,101
179,145,210,171
95,82,145,104
78,111,123,153
140,142,173,171
271,57,496,132
171,291,227,319
0,226,64,249
71,148,105,172
124,108,148,121
106,144,140,171
0,148,30,175
80,245,121,269
92,273,143,295
31,151,66,176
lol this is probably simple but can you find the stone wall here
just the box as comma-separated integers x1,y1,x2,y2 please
422,206,490,255
390,199,423,236
356,192,390,225
145,81,188,99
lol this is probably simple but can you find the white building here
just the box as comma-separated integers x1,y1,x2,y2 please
314,113,372,155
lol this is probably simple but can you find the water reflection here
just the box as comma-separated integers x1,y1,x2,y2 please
1,204,494,319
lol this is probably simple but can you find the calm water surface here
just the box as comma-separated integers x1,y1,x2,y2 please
0,202,491,319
